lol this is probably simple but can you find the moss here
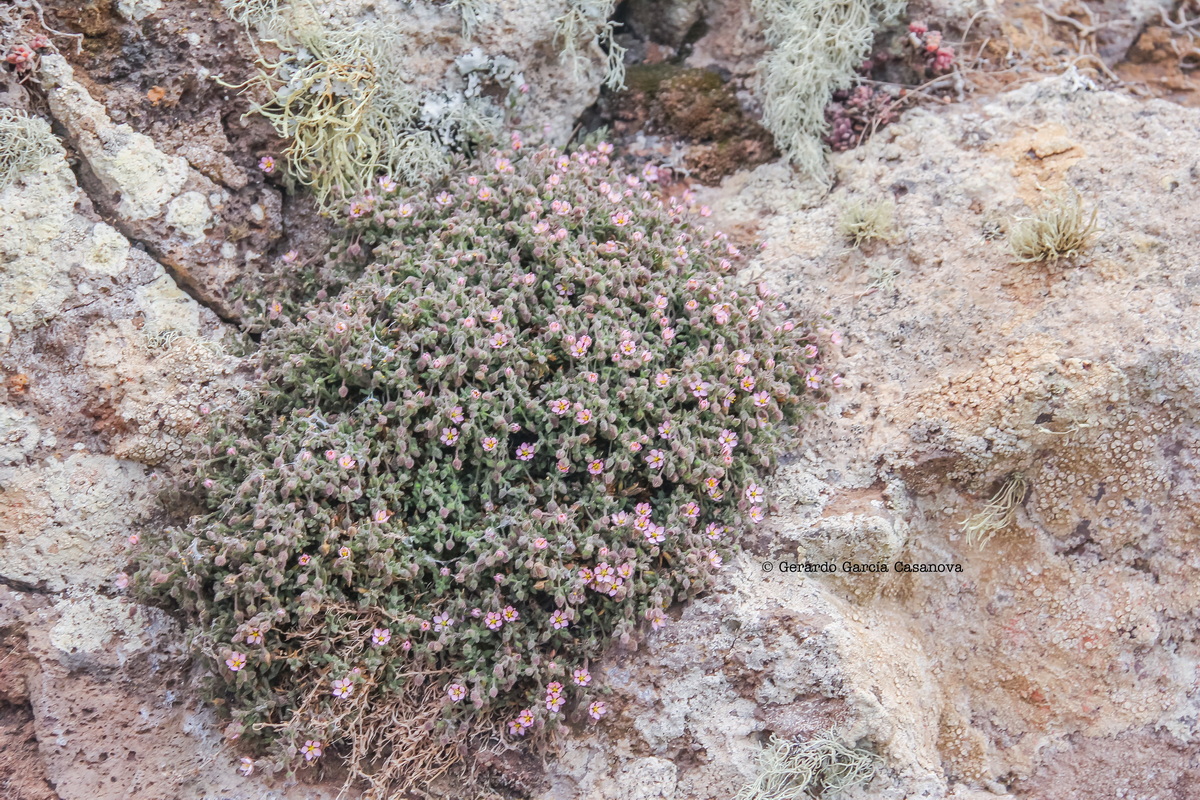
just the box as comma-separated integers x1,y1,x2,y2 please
608,65,777,182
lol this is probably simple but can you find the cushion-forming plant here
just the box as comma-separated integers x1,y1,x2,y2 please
136,143,833,795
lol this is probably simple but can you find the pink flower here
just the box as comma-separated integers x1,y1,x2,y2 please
482,437,499,452
588,701,607,720
298,554,312,566
339,454,357,469
371,628,391,647
433,613,454,631
245,629,264,645
447,683,467,702
717,429,739,449
708,551,723,568
752,391,770,408
348,200,369,218
516,442,536,461
398,202,414,217
647,608,667,630
478,186,494,201
490,332,508,348
575,407,593,424
302,740,323,761
378,175,397,192
550,398,571,415
588,460,604,475
644,524,665,544
705,522,724,540
401,639,412,651
435,191,453,206
338,546,351,559
128,534,140,546
681,502,700,519
486,611,503,630
549,610,569,629
325,449,337,461
806,370,822,389
657,419,674,439
644,449,665,469
114,572,130,590
226,652,247,671
374,508,392,523
749,506,765,523
611,211,630,226
440,427,460,445
534,537,549,550
572,667,591,686
745,483,764,502
420,620,432,632
546,694,565,712
258,156,276,174
332,677,354,699
239,756,254,776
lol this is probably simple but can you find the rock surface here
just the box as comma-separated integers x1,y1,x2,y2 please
3,1,1200,799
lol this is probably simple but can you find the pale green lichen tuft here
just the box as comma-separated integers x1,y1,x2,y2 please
1008,191,1100,263
838,197,896,248
734,730,882,799
220,0,532,211
959,472,1027,549
0,109,62,191
752,0,905,181
555,0,627,91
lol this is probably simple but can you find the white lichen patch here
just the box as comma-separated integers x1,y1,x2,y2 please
0,148,93,344
0,406,46,466
39,55,190,221
134,265,204,338
116,0,163,21
0,454,153,592
83,222,132,276
165,191,214,244
49,592,148,657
